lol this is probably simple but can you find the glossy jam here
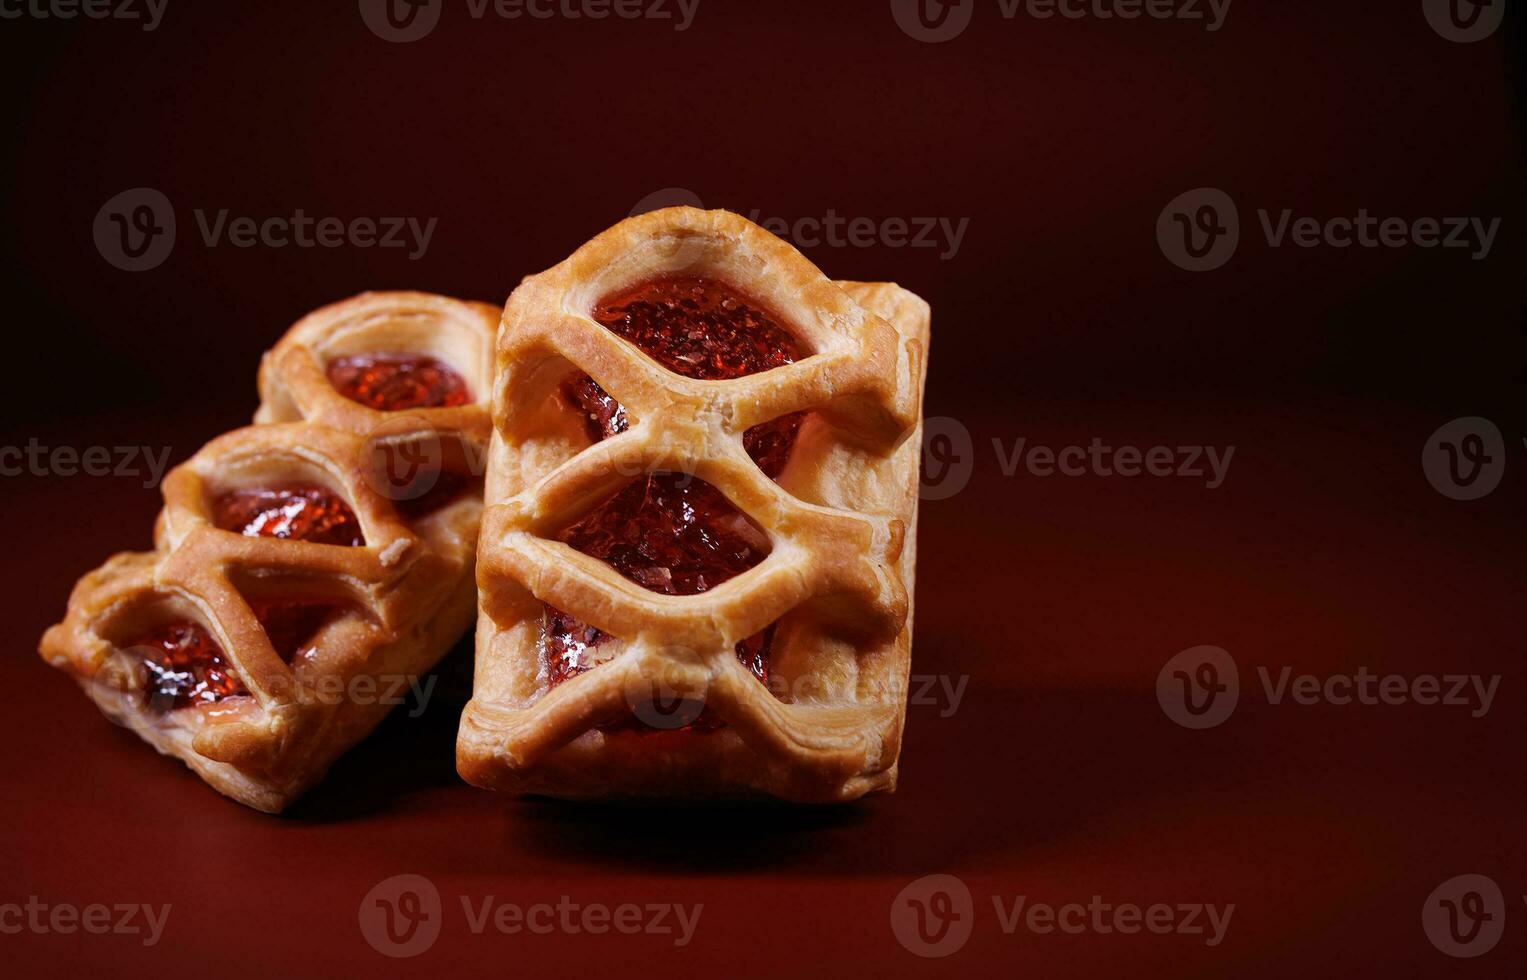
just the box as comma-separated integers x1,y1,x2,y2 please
327,353,470,411
561,473,769,594
592,276,804,382
545,278,805,699
133,621,246,713
562,373,629,443
566,277,807,479
212,485,365,546
544,606,771,689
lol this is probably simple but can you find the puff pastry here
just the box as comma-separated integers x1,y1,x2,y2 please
40,292,498,812
459,207,930,801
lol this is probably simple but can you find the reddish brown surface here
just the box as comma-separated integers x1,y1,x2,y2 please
5,4,1526,977
326,353,470,411
212,485,365,546
132,621,247,712
17,400,1523,980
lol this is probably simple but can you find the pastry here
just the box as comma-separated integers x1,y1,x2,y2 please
39,292,498,812
459,207,930,800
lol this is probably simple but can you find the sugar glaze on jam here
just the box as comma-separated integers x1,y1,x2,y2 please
212,485,364,546
134,621,246,713
131,599,341,713
546,277,804,698
327,353,470,411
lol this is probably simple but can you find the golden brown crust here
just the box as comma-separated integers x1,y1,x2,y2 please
459,208,930,801
39,292,498,812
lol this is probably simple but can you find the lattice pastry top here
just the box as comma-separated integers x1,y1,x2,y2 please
459,208,930,801
40,292,498,812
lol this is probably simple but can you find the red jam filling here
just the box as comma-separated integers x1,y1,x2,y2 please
545,278,805,704
561,473,771,595
593,276,804,381
249,599,342,664
327,353,470,411
565,277,807,479
133,621,246,713
212,485,365,546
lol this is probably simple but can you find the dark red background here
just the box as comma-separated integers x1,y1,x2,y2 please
1,1,1523,977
